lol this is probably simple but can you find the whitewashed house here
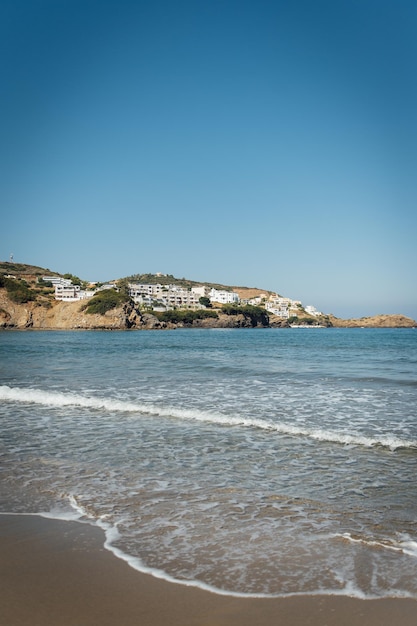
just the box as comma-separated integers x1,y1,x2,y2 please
209,289,240,304
305,305,322,317
54,283,81,301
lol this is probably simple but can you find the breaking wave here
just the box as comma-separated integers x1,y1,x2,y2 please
1,384,416,451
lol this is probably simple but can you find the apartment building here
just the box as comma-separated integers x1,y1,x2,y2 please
42,276,73,288
128,283,201,308
208,288,240,304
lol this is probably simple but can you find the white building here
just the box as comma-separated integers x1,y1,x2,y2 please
129,283,164,299
191,286,209,298
78,290,95,300
265,302,290,318
305,305,322,317
208,289,240,305
248,295,267,305
44,276,97,301
42,276,72,288
54,284,81,301
128,283,201,309
161,286,200,308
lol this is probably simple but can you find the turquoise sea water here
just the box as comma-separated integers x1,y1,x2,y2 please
1,328,416,598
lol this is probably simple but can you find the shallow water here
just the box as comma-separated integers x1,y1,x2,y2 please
1,328,416,597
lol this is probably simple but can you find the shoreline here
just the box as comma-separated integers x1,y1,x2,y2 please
1,514,417,626
1,325,417,332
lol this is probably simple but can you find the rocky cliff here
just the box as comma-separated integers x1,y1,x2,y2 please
0,292,270,330
0,293,146,330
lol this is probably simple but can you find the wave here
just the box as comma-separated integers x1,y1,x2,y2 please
1,384,416,452
336,533,417,558
2,505,415,600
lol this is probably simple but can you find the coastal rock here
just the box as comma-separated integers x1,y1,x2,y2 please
268,316,291,328
139,313,167,329
328,314,417,328
0,292,134,330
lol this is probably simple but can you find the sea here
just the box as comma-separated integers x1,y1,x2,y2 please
1,327,416,599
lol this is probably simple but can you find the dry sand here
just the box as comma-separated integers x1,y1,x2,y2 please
1,514,416,626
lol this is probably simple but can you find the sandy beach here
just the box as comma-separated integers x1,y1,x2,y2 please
1,514,416,626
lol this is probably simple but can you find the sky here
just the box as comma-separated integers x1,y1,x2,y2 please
1,0,416,319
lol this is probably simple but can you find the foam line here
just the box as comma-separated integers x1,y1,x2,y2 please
64,497,414,599
1,508,416,600
1,385,416,451
337,533,417,558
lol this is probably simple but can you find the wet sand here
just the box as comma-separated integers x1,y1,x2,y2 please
1,514,416,626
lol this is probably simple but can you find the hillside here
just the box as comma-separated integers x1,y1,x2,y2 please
0,262,415,329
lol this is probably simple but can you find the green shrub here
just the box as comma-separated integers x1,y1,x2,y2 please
64,273,82,286
82,289,128,315
221,304,269,327
1,277,35,303
154,309,218,324
37,278,53,287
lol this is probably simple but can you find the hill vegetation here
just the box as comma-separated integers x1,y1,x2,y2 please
154,309,219,324
0,273,55,304
0,262,81,306
81,289,129,315
0,261,57,277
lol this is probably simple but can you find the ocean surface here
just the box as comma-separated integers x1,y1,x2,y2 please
1,328,416,598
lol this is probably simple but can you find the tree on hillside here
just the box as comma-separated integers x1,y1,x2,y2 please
117,278,130,298
82,289,129,315
198,296,212,308
222,304,269,327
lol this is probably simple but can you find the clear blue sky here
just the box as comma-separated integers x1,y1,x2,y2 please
1,0,416,319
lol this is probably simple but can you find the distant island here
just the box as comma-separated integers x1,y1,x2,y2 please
0,261,415,330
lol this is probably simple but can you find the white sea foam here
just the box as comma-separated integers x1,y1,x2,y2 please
4,502,414,600
335,533,417,559
62,496,414,600
1,384,416,451
397,537,417,558
64,495,272,598
0,385,141,413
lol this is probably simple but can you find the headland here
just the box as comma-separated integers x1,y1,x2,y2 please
0,262,415,330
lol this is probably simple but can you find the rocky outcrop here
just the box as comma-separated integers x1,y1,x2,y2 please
0,292,160,330
268,316,291,328
328,314,416,328
172,313,263,329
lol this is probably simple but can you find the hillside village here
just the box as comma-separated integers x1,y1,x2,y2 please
45,273,322,321
0,262,415,329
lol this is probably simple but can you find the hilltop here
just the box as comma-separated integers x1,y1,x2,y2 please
0,262,415,329
0,262,272,298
